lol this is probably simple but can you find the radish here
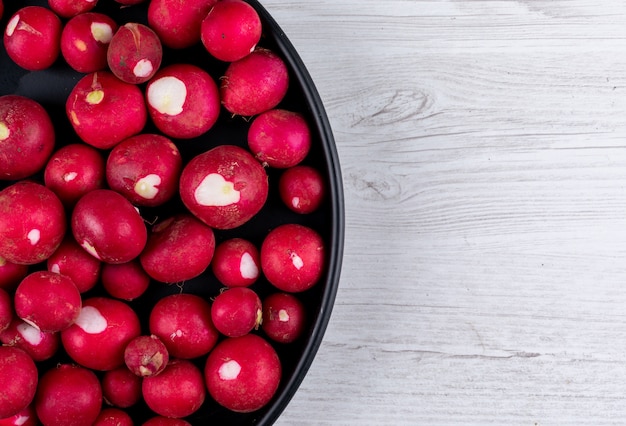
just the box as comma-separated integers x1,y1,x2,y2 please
143,418,192,426
204,334,281,413
44,143,106,207
61,297,141,371
147,0,217,49
211,287,262,338
0,289,11,333
0,258,27,292
142,359,206,419
149,293,219,359
261,223,325,293
262,292,307,344
0,95,55,181
3,6,62,71
211,237,260,287
93,408,133,426
101,260,150,301
139,214,215,284
279,165,326,214
0,318,60,362
0,404,37,426
106,133,182,207
124,334,169,377
47,237,102,293
71,189,148,264
201,0,262,62
66,71,147,150
0,347,38,419
60,12,118,73
179,145,269,230
35,363,103,426
107,22,163,85
145,63,220,139
14,271,82,333
248,109,311,168
0,181,66,265
48,0,99,18
102,366,142,408
220,48,289,117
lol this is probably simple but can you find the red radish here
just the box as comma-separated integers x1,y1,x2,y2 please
61,297,141,371
0,95,55,181
0,404,37,426
142,359,206,419
149,293,219,359
262,292,306,343
179,145,269,230
248,109,311,168
60,12,117,73
147,0,217,49
139,214,215,284
35,363,102,426
0,181,66,265
71,189,148,264
279,165,326,214
106,133,182,207
93,408,133,426
101,260,150,301
145,63,220,139
0,319,60,362
0,289,11,333
220,48,289,117
211,287,262,337
44,143,106,207
124,334,169,377
212,238,260,287
201,0,262,62
204,334,281,413
102,367,142,408
143,418,192,426
48,0,98,18
66,71,147,149
107,22,163,85
261,223,325,293
14,271,81,332
0,347,38,419
3,6,62,71
0,258,27,292
47,237,102,293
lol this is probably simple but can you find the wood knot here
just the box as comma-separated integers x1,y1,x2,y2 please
346,168,401,202
351,87,435,128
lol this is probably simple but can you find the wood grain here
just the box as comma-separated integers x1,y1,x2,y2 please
260,1,626,424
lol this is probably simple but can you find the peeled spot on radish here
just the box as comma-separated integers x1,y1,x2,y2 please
81,240,101,260
75,305,108,334
291,197,300,209
278,309,290,322
17,321,43,345
74,39,87,51
91,22,113,43
0,122,9,140
5,15,19,37
147,76,187,116
86,89,104,105
290,251,304,270
240,253,259,280
63,172,78,182
133,59,154,78
27,229,40,245
134,174,161,200
218,360,241,381
194,173,240,207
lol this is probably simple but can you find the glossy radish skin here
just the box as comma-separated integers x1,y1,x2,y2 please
124,335,169,377
201,0,262,62
262,292,306,344
212,238,260,287
101,367,142,408
3,6,62,71
0,289,11,333
107,23,163,84
147,0,217,49
0,182,66,265
106,133,182,207
204,334,281,413
0,404,37,426
0,347,38,419
66,71,147,149
101,260,150,301
47,237,102,293
60,12,117,73
71,189,148,264
0,95,55,181
146,63,220,139
0,319,60,362
48,0,98,18
35,364,102,426
211,287,262,337
279,165,326,214
140,214,215,284
179,145,269,230
93,408,133,426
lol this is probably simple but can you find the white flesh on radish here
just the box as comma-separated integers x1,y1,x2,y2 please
50,263,61,274
218,360,241,380
290,251,304,270
5,15,20,37
194,173,240,207
75,306,108,334
134,174,161,199
239,252,259,279
133,59,154,78
147,76,187,116
81,240,101,260
63,172,78,182
27,229,40,245
74,39,87,52
0,123,10,141
17,322,43,345
291,197,301,209
278,309,290,322
91,22,113,43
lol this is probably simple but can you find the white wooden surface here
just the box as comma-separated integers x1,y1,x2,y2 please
260,1,626,424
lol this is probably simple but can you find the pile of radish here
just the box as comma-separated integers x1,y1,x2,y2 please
0,0,331,424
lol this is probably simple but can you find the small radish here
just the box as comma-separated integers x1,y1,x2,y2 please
0,347,38,419
147,0,217,49
179,145,269,230
107,22,163,85
101,367,142,408
261,223,325,293
139,214,215,284
14,271,82,333
0,95,55,181
4,6,62,71
93,408,133,426
101,260,150,301
145,63,220,139
211,238,261,288
248,109,311,168
106,133,182,207
0,258,27,292
143,418,192,426
0,289,11,333
47,237,102,293
0,182,66,265
35,363,102,426
71,189,148,264
278,165,326,214
220,48,289,117
201,0,262,62
48,0,99,18
0,404,37,426
211,287,263,338
0,318,60,362
262,292,307,344
60,12,118,73
124,334,169,377
204,334,281,413
142,359,206,419
66,71,147,150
